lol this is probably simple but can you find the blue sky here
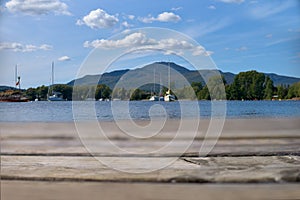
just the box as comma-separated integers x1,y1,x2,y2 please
0,0,299,88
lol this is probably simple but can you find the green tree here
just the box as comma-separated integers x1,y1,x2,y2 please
287,81,300,99
197,86,210,100
36,85,49,100
95,84,111,100
229,70,266,100
130,89,142,100
26,87,37,101
227,80,241,100
112,88,128,100
264,76,274,100
206,75,226,100
73,85,98,100
175,85,196,100
52,84,73,100
251,72,265,100
277,85,288,99
191,82,203,94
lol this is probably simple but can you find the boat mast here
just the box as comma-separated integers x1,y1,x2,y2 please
15,65,17,85
52,61,54,86
17,76,21,90
159,73,162,96
51,61,55,95
15,65,21,90
153,68,156,95
48,61,54,97
168,61,171,91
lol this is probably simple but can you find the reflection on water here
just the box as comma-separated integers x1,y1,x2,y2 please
0,100,300,122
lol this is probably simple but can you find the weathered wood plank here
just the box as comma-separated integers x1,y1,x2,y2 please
1,118,300,199
2,155,300,183
2,181,300,200
1,118,299,140
1,138,300,156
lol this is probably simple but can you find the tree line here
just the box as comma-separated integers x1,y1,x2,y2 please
226,70,299,100
22,70,300,101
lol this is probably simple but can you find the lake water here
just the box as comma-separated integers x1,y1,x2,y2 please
0,100,300,122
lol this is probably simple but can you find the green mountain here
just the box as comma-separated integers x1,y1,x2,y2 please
264,73,300,86
67,62,300,90
67,69,129,88
67,62,233,91
0,85,20,92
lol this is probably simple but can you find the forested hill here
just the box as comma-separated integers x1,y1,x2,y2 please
0,86,24,92
264,73,300,86
2,62,300,101
67,62,300,89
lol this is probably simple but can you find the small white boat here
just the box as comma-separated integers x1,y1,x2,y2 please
164,62,176,102
48,62,64,101
164,90,175,102
149,95,159,101
149,68,159,101
48,92,64,101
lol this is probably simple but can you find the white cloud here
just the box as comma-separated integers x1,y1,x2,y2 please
265,34,272,39
84,32,212,57
288,29,300,33
39,44,52,50
138,15,153,23
236,46,248,51
76,8,119,29
58,56,70,61
157,12,181,22
84,32,156,48
218,0,244,3
266,36,300,47
127,15,135,20
192,46,213,56
184,18,232,38
139,12,181,23
5,0,71,16
208,5,216,10
171,7,182,11
121,21,132,28
0,42,52,52
249,1,295,19
155,38,194,50
122,29,131,34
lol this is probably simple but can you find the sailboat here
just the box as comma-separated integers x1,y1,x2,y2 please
149,68,159,101
164,62,176,102
48,62,64,101
149,95,158,101
0,65,29,102
159,73,164,101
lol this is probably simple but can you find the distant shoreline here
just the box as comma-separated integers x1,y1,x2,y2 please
1,98,300,102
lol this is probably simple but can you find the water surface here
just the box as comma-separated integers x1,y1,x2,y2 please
1,100,299,122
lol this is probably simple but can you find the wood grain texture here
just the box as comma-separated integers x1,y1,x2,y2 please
1,118,300,200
